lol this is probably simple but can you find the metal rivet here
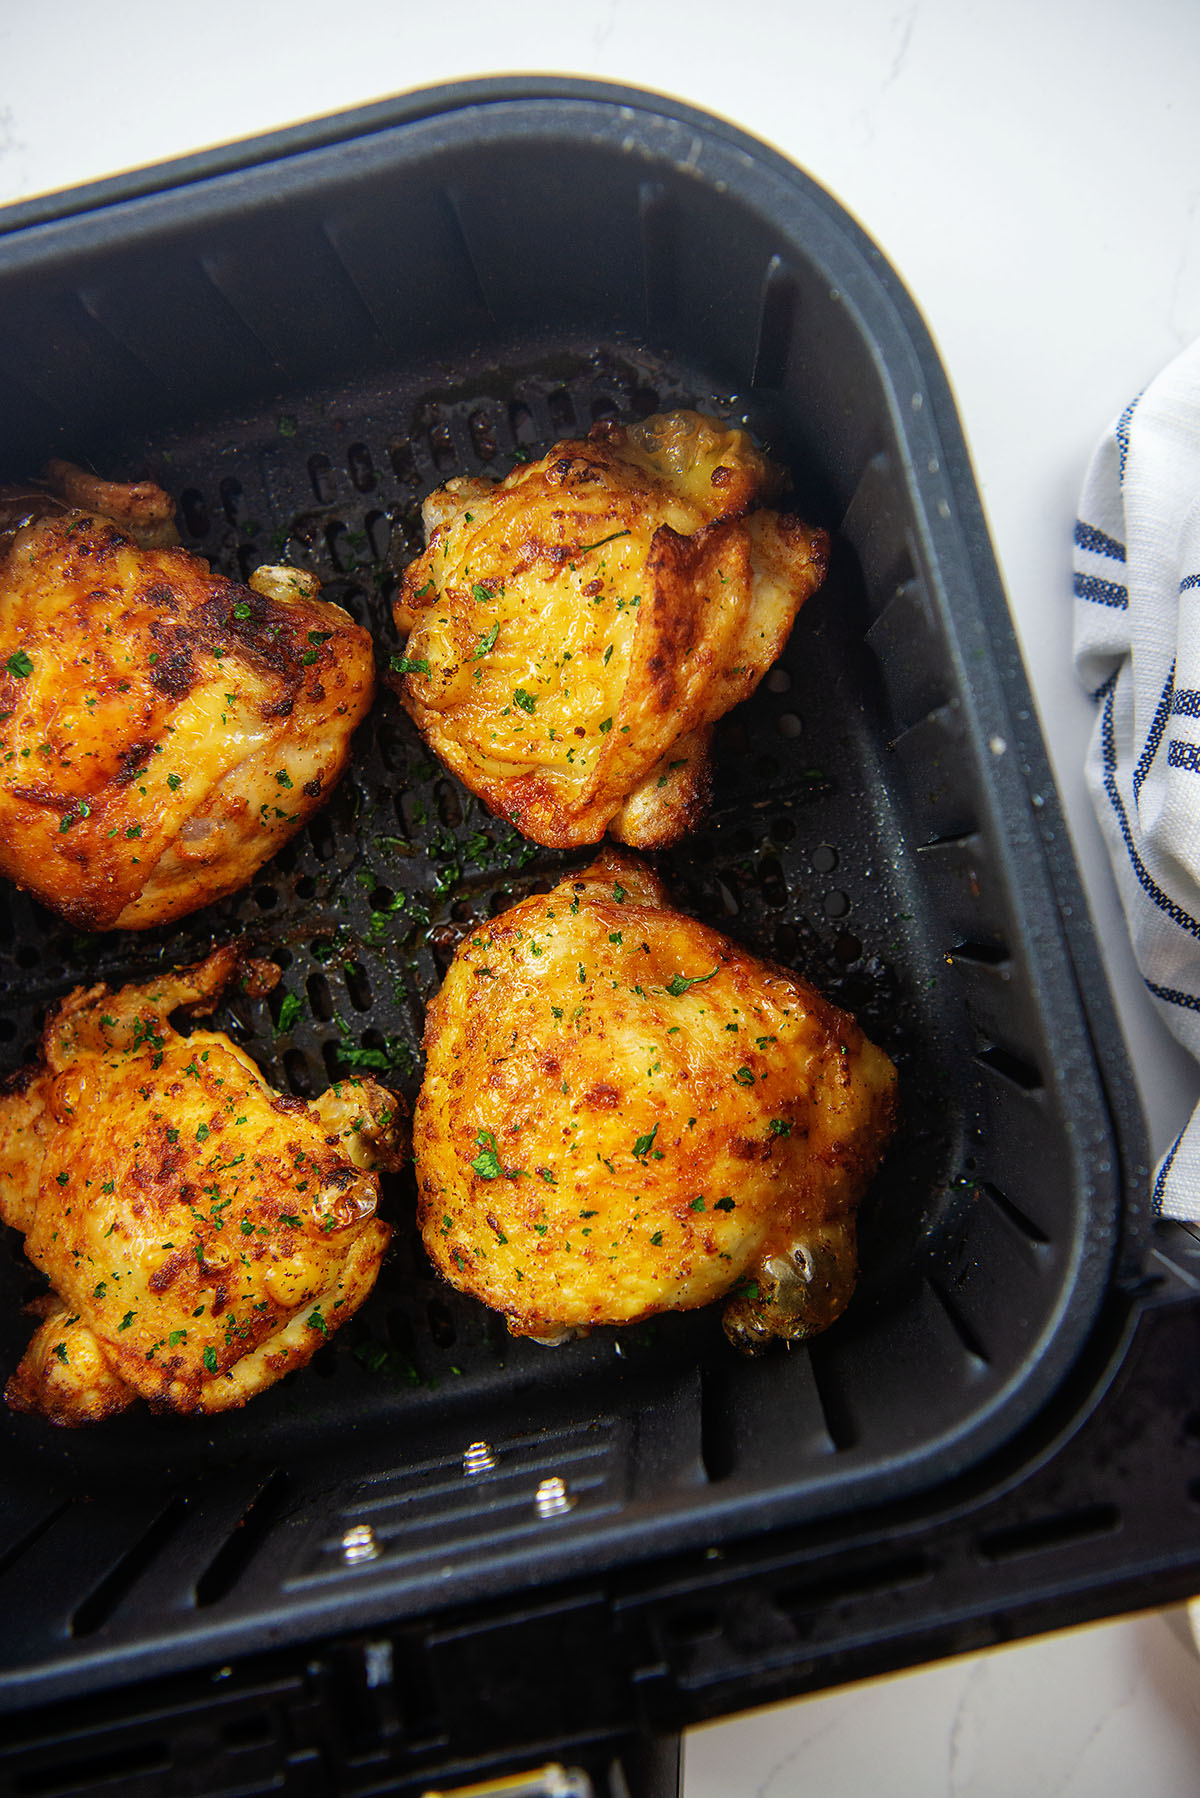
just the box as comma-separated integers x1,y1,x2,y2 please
463,1440,497,1476
341,1523,380,1564
535,1476,576,1519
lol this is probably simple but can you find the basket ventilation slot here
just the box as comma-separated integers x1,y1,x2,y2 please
978,1503,1121,1563
70,1497,190,1639
194,1471,290,1608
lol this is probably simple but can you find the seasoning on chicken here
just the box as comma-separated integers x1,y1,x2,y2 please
0,946,406,1424
413,851,897,1349
391,411,829,848
0,463,374,931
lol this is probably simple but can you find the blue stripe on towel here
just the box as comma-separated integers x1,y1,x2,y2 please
1101,677,1200,943
1074,520,1126,561
1153,1130,1184,1213
1134,662,1176,798
1074,571,1128,607
1116,393,1141,482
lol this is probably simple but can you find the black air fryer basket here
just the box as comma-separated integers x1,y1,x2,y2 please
0,78,1196,1798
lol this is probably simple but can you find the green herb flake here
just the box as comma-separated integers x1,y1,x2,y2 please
5,649,33,679
665,967,719,997
276,992,303,1035
733,1067,756,1087
632,1124,658,1162
203,1345,218,1372
513,687,536,714
391,654,431,676
470,1129,504,1181
577,528,631,555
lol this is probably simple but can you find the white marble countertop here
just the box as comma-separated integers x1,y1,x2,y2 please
3,2,1200,1789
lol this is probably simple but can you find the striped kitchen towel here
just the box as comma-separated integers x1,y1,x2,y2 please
1074,335,1200,1219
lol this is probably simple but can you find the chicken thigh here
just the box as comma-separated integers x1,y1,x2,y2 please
0,946,406,1423
391,411,828,847
414,852,897,1349
0,465,374,931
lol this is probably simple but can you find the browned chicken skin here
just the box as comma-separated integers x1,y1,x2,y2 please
392,411,829,849
414,852,898,1349
0,464,374,931
0,947,407,1424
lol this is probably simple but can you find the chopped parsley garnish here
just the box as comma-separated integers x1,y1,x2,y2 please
203,1345,218,1371
513,687,536,714
307,1307,328,1336
275,992,303,1034
5,649,32,678
577,528,631,555
768,1118,792,1137
472,582,496,604
632,1125,658,1162
232,601,252,620
391,654,431,676
470,1129,504,1180
598,716,613,734
664,967,719,997
472,621,500,658
733,1067,756,1086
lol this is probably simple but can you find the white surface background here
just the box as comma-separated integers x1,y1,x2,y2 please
4,1,1200,1789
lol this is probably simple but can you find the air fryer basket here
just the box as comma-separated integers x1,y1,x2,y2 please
0,79,1154,1747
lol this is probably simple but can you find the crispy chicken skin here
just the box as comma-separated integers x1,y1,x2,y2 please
414,851,897,1349
392,411,829,849
0,466,374,931
0,947,407,1424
